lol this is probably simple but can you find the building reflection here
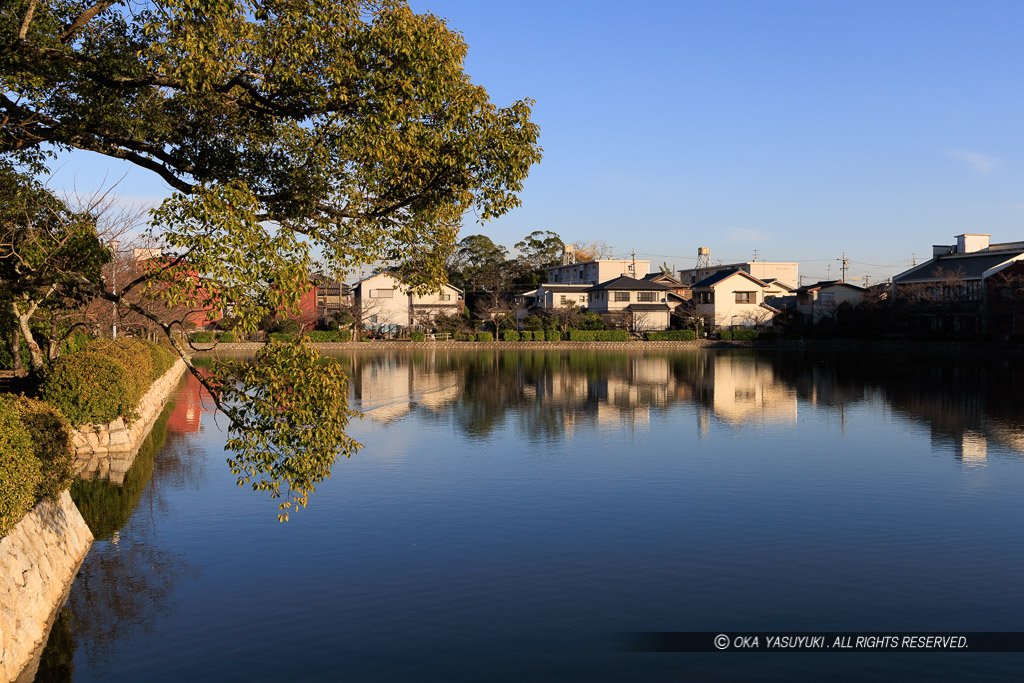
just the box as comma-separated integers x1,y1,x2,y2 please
338,348,1024,462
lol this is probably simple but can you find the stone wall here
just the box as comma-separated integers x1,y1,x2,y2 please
70,359,187,484
0,492,93,683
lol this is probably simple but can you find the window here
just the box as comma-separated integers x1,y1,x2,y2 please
372,288,394,298
439,293,451,301
560,295,568,305
697,291,714,304
614,291,630,302
637,291,657,302
735,291,755,304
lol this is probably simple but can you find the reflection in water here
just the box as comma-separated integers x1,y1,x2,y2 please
342,349,1024,462
37,375,206,677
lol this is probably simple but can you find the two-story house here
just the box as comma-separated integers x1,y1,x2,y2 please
353,272,463,332
691,268,779,329
586,276,679,330
795,281,865,323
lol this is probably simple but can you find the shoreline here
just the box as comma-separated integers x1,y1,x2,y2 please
190,338,1024,357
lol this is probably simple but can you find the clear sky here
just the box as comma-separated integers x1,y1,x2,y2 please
48,0,1024,284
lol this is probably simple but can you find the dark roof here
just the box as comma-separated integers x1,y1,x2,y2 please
796,280,865,294
589,275,671,291
536,284,592,293
643,272,684,285
893,250,1024,283
626,303,672,312
691,268,767,289
762,294,797,310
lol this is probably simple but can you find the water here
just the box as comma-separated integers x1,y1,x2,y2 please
35,349,1024,681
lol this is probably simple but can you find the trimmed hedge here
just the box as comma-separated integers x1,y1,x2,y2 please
518,330,532,341
475,331,494,342
0,394,75,536
567,329,629,341
410,332,426,342
0,398,40,536
719,329,778,341
189,331,215,343
545,330,561,341
646,330,697,341
268,332,298,343
219,332,237,343
41,339,177,427
502,330,520,342
305,330,352,342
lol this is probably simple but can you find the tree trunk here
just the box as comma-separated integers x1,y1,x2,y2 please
12,299,45,374
48,318,59,360
10,327,25,378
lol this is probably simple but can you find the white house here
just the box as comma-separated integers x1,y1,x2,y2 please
795,281,865,322
691,268,778,329
680,260,798,290
586,276,679,331
545,258,651,285
352,272,463,331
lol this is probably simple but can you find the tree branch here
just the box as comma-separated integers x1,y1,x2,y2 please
60,0,118,44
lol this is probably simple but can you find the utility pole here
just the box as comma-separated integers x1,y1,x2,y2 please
631,248,636,277
911,253,917,267
109,240,119,339
839,251,850,282
826,264,832,280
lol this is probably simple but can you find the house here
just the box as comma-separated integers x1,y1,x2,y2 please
643,271,690,299
527,283,591,310
545,257,651,285
311,275,351,326
586,276,679,331
691,268,779,329
891,233,1024,335
986,261,1024,340
795,281,865,323
680,260,798,290
352,272,463,333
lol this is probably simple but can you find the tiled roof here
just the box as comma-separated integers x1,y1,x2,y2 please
626,303,672,312
589,275,671,291
795,280,865,294
893,251,1024,283
691,268,766,289
536,284,592,293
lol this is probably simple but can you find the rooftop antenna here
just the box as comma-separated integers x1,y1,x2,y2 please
911,253,917,267
752,249,760,262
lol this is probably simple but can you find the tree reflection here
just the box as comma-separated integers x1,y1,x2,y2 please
343,348,1024,460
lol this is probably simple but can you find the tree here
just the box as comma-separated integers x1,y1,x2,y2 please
0,163,109,375
2,0,541,518
513,230,563,285
571,240,614,262
546,304,584,337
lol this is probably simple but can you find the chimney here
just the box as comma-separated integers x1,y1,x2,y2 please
955,234,990,254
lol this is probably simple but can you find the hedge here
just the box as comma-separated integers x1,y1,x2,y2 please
545,330,561,341
0,394,75,536
305,330,352,342
219,332,237,343
189,331,215,342
475,331,494,342
0,398,40,536
410,332,426,342
268,332,298,343
646,330,697,341
567,329,629,341
719,329,777,341
41,339,176,427
502,330,520,342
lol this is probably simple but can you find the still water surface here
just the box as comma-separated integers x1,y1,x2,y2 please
36,349,1024,681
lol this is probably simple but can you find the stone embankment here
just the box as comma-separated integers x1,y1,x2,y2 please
0,492,93,683
70,358,187,484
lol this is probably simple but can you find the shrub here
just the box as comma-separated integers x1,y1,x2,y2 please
545,330,561,341
10,396,74,502
92,339,155,406
219,332,238,343
145,342,177,378
0,396,41,536
410,332,426,342
306,330,346,342
41,350,138,426
719,329,774,341
502,330,520,342
646,330,697,341
475,331,494,342
268,332,298,343
189,331,215,343
454,332,473,341
567,329,629,341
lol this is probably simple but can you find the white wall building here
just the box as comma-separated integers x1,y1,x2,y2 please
680,261,798,289
692,268,778,329
352,272,463,330
546,258,651,285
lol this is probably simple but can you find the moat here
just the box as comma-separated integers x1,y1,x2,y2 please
33,349,1024,681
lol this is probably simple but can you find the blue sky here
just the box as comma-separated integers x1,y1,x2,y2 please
50,0,1024,284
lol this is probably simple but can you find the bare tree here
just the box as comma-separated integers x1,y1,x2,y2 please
571,240,614,262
